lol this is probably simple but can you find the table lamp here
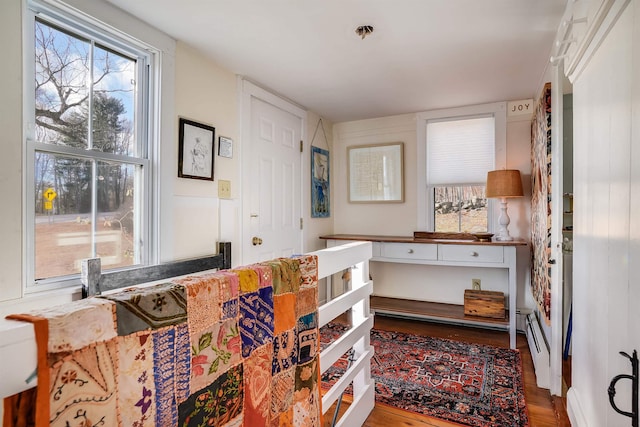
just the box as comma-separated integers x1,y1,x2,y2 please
485,169,524,241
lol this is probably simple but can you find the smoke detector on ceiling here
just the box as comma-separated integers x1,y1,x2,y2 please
355,25,374,40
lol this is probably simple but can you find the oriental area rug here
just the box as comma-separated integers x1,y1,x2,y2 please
320,323,529,427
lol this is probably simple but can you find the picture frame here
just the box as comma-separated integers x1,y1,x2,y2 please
348,142,404,203
311,146,330,217
178,118,215,181
218,136,233,158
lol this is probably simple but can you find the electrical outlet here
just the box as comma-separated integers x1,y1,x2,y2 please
218,180,231,199
472,278,481,290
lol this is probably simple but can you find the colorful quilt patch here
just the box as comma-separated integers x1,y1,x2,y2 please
244,343,273,426
102,283,187,335
233,267,260,294
175,323,192,404
152,325,190,426
49,338,119,427
271,368,296,419
297,312,318,364
32,298,116,353
272,329,299,375
250,264,273,289
190,317,241,392
274,293,297,335
278,258,301,294
178,364,244,426
219,271,240,302
295,287,317,319
295,255,318,290
293,358,321,427
239,287,274,358
223,299,239,320
263,259,301,295
178,274,223,333
118,332,156,427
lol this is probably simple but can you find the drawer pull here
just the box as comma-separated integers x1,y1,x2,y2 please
470,251,478,257
407,249,414,254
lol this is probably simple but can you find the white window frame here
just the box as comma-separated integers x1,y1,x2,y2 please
416,102,507,232
23,0,161,292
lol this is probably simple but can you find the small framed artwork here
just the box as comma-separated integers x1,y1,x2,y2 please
218,136,233,158
348,142,404,203
178,118,215,181
311,146,330,217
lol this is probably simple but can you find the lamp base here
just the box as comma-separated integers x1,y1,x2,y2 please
495,198,514,241
494,233,514,242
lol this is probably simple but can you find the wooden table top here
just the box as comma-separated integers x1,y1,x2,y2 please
319,233,528,246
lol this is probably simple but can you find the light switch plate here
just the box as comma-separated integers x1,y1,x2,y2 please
218,180,231,199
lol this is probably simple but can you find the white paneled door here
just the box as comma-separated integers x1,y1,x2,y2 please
242,85,303,265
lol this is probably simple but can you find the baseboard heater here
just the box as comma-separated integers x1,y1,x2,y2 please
525,313,550,389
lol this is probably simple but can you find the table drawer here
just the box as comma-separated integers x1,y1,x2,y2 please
380,243,437,260
439,244,503,263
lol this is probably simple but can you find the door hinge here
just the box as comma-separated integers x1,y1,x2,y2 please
300,218,303,230
300,140,303,153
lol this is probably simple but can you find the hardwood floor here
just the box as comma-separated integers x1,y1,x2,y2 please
322,314,571,427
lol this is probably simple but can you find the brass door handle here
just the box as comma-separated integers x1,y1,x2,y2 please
252,237,263,246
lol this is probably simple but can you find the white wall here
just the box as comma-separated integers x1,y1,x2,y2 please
0,0,23,302
332,111,533,308
168,41,239,261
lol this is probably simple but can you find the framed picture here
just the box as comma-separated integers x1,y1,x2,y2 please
348,142,404,203
311,146,330,217
178,118,215,181
218,136,233,158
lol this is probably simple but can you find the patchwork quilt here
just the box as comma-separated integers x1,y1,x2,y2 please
3,255,321,427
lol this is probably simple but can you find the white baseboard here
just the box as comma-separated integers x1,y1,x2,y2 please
567,387,589,427
525,313,550,389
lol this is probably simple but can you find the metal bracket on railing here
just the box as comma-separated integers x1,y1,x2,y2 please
608,349,638,427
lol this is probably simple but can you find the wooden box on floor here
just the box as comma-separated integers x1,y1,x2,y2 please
464,289,506,319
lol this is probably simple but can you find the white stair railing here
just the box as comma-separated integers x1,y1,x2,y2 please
309,241,375,427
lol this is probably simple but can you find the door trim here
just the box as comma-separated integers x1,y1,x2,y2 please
239,78,307,265
549,62,565,397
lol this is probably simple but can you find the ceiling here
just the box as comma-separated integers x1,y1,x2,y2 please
105,0,567,123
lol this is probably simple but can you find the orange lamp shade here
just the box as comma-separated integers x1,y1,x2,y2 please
485,170,524,198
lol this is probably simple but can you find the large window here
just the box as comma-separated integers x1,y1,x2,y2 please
417,103,506,233
26,1,155,289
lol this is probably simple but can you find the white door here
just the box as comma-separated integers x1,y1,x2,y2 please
242,84,304,265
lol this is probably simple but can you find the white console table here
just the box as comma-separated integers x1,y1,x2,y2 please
320,234,526,349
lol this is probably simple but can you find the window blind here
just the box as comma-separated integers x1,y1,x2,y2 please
426,116,495,186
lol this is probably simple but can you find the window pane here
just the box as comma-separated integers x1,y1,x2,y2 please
96,161,138,268
434,185,487,233
35,153,93,279
34,153,137,280
35,20,90,148
92,45,136,156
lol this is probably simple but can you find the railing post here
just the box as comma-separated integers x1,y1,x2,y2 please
218,241,232,269
81,258,102,298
